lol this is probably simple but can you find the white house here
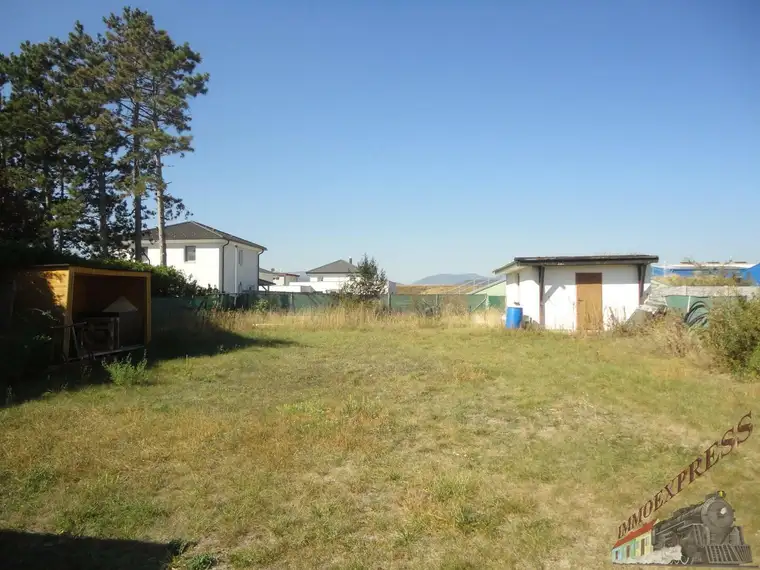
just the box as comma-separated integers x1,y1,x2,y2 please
260,268,300,287
262,258,397,294
140,221,266,294
303,258,358,292
494,254,659,331
261,259,358,293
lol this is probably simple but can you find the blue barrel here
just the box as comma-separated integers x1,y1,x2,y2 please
505,306,523,329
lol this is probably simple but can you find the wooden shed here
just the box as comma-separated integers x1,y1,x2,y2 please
13,265,151,361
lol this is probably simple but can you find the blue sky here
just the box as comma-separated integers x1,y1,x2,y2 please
3,1,759,282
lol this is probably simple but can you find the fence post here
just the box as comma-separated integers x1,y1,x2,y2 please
387,291,392,311
289,292,295,313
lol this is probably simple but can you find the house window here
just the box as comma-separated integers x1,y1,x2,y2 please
238,249,243,265
185,246,196,262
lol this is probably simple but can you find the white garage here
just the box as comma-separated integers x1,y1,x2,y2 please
494,254,659,331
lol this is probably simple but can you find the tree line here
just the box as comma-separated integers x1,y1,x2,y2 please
0,7,208,265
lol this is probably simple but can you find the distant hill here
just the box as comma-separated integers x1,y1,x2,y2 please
414,273,489,285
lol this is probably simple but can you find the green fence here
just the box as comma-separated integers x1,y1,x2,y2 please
152,293,505,330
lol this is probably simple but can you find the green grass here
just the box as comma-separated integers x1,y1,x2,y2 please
1,324,759,569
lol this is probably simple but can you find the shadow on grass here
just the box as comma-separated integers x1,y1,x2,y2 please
0,529,186,570
2,310,296,408
148,321,296,362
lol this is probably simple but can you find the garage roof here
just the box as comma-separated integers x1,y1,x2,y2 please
494,254,659,274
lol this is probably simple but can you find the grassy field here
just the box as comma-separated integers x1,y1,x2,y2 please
1,313,759,569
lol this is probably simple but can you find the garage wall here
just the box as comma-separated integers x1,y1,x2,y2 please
543,264,645,330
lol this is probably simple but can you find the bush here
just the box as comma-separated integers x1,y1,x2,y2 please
705,297,760,374
103,353,150,386
0,242,215,297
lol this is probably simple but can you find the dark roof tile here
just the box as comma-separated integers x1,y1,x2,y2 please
306,259,358,274
142,221,266,251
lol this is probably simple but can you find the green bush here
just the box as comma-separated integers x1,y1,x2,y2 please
103,353,151,386
705,296,760,374
0,242,216,297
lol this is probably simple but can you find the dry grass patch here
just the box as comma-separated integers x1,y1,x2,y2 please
1,321,759,569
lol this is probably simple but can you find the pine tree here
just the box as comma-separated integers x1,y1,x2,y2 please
143,33,208,266
102,8,156,261
0,9,207,262
64,23,130,257
0,39,79,249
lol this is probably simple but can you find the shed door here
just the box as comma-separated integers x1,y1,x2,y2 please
576,273,603,331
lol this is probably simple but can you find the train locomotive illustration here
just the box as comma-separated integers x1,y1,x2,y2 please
612,491,753,566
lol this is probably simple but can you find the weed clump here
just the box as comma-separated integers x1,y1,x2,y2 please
102,352,150,386
705,296,760,375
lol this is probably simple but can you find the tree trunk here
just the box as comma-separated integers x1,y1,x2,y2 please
155,151,167,266
97,168,108,257
132,102,142,262
57,169,65,253
42,164,54,250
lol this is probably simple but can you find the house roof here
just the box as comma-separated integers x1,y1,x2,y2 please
494,254,659,274
259,278,275,287
142,221,266,251
261,269,300,277
612,520,656,549
470,277,506,294
306,259,358,275
25,264,150,275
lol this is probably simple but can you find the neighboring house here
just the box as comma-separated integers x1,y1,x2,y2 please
260,268,300,287
653,261,760,284
263,258,397,294
140,221,266,294
304,258,358,292
469,278,506,297
494,254,659,331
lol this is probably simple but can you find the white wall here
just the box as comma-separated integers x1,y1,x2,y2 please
505,267,540,323
144,243,220,290
308,274,351,284
279,277,396,294
265,284,315,293
237,245,260,293
502,264,651,330
273,275,297,286
543,264,645,330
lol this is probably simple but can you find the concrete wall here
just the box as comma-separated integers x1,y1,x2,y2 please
657,285,759,298
504,264,652,330
543,264,647,330
265,284,316,293
308,274,351,284
223,244,260,293
505,267,540,322
145,243,221,290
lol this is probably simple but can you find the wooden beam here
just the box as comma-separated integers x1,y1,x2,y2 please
69,266,151,278
63,270,75,360
145,273,152,343
538,266,546,327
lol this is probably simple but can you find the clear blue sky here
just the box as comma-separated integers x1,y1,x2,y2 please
3,1,759,282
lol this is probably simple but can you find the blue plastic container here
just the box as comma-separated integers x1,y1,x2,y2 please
505,306,523,329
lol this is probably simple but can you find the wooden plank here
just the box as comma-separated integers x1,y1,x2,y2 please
145,273,152,343
63,270,75,360
69,266,151,278
575,272,603,331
